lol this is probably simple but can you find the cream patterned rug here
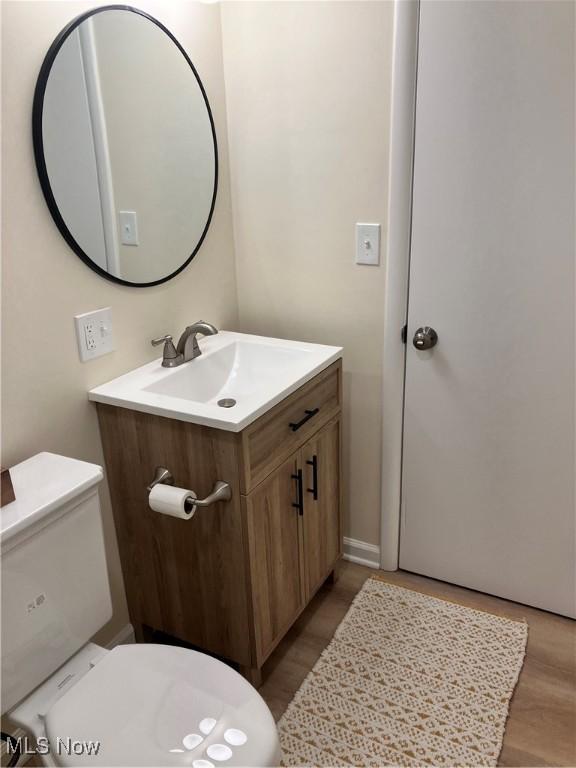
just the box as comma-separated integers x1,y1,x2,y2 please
278,577,527,767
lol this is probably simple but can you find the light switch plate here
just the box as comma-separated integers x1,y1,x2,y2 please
119,211,139,246
74,307,114,362
355,223,381,266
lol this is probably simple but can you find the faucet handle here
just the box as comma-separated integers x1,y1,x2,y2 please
151,334,173,347
151,334,181,367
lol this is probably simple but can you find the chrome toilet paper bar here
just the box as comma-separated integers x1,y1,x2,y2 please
147,467,174,491
191,480,232,507
147,466,232,508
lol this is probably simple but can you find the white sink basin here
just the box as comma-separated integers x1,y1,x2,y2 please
89,331,342,432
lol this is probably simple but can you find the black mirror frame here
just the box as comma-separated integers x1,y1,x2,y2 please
32,4,218,288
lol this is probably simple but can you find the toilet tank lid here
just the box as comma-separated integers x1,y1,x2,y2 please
1,452,103,547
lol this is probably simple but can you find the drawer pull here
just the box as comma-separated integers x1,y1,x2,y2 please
289,408,320,432
306,455,318,500
291,469,304,515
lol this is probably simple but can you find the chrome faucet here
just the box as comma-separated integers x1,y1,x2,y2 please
151,321,218,368
176,320,218,362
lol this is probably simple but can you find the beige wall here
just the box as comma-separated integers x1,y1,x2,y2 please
1,0,393,653
1,0,238,644
221,1,393,546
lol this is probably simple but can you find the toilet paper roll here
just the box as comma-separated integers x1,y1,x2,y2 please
149,484,197,520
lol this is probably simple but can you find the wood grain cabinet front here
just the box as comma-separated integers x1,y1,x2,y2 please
97,360,342,683
242,453,304,665
301,418,341,600
243,416,342,668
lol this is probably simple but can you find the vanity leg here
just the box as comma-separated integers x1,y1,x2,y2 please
326,561,341,585
239,665,263,689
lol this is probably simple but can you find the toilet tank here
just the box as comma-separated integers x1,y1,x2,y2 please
1,453,113,713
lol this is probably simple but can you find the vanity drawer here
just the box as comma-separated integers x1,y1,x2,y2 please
240,360,341,492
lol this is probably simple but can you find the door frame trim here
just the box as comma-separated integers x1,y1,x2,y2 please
379,0,419,570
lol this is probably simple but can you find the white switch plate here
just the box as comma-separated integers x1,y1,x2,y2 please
355,223,381,266
119,211,139,246
74,307,114,362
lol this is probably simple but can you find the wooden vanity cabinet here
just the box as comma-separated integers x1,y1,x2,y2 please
97,360,342,683
243,453,304,663
301,418,341,599
244,415,341,666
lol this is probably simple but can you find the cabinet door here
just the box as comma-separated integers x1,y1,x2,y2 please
243,453,304,664
302,418,341,598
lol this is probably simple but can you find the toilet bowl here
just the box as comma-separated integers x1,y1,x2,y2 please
1,453,280,767
8,643,279,767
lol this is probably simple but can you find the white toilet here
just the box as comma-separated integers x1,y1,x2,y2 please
1,452,280,767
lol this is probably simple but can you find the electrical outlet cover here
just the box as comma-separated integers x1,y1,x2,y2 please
74,308,114,362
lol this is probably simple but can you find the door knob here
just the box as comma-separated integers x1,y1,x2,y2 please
413,326,438,350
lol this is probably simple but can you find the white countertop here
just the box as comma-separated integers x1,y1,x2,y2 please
89,331,342,432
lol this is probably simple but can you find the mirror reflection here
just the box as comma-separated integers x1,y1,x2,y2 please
35,8,217,286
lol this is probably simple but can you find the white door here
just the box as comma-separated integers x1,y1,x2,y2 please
400,1,575,618
42,24,115,271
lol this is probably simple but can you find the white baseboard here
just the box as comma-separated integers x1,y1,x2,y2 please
106,623,135,649
343,537,381,569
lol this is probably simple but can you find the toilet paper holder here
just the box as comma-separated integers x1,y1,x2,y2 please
147,466,232,508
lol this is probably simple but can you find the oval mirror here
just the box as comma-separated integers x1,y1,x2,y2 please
33,5,217,286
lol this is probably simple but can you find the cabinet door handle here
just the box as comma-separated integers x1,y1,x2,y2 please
291,469,304,515
306,455,318,500
289,407,320,432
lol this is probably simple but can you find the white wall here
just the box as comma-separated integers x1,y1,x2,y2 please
221,1,394,547
1,0,238,644
92,10,216,282
42,26,109,271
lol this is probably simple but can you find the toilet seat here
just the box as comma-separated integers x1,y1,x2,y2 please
44,644,280,767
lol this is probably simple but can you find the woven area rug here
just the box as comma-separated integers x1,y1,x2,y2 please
278,577,528,767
